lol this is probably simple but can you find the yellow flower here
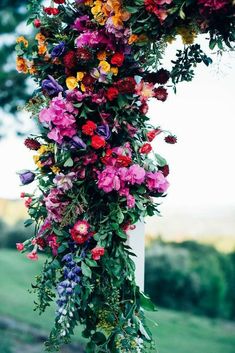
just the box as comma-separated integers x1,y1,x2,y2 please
97,51,107,61
33,155,40,164
66,76,78,90
51,166,61,174
16,36,28,48
77,72,85,81
177,27,197,45
16,57,28,74
128,34,138,45
111,67,118,76
35,33,46,43
81,83,86,92
99,60,111,73
38,145,53,155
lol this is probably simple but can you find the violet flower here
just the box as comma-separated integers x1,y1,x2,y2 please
53,172,76,191
42,75,63,96
51,42,66,58
71,136,87,149
19,170,35,185
96,124,111,140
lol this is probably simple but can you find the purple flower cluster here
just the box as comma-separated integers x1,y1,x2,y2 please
56,254,81,313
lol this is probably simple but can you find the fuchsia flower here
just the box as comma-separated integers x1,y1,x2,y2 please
27,250,38,261
73,220,90,235
146,171,169,193
47,234,60,256
97,166,121,193
16,243,24,252
44,188,69,222
124,165,146,185
39,94,77,144
91,247,105,261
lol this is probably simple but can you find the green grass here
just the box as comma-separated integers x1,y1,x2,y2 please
0,249,235,353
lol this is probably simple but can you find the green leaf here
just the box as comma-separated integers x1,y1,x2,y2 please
116,229,127,240
24,219,34,227
64,157,74,167
140,292,157,311
81,262,92,278
92,332,107,345
154,153,167,167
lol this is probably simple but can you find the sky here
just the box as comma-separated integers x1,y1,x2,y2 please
0,38,235,215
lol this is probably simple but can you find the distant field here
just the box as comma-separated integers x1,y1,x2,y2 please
0,249,235,353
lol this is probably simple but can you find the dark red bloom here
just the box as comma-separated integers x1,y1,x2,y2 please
24,138,41,151
70,228,90,244
35,237,47,249
139,143,152,154
116,155,132,167
43,7,60,15
159,165,170,177
106,87,119,101
165,135,177,144
111,52,125,67
146,68,170,85
33,19,41,28
54,0,65,3
82,120,97,136
63,51,77,69
154,86,168,101
116,77,136,94
147,129,161,142
91,135,106,149
82,74,96,87
76,48,93,61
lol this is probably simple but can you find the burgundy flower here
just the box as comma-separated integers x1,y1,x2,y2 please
146,68,170,85
24,138,41,151
165,135,177,144
116,77,136,94
63,51,77,69
154,86,168,101
159,164,170,177
76,48,93,61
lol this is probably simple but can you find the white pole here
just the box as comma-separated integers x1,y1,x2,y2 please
127,221,145,291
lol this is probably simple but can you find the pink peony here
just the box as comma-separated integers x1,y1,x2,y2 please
97,166,121,193
146,171,169,193
124,164,146,185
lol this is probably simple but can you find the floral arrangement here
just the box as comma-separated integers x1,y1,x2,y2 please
16,0,234,352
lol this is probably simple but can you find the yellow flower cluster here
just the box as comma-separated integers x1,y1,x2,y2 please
66,72,85,90
16,36,28,48
90,0,130,28
33,145,55,170
177,27,197,45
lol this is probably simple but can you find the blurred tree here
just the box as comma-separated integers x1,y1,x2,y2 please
0,0,32,115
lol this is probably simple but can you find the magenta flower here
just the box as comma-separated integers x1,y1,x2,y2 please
97,166,121,193
146,171,169,193
44,188,69,222
124,164,146,185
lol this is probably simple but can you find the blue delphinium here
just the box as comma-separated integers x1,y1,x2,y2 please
56,253,81,336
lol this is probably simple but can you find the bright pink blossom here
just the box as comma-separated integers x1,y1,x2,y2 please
27,250,38,261
16,243,24,252
91,247,105,261
146,171,169,193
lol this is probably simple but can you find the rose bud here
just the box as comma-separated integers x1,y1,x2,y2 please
165,135,177,144
139,143,152,154
33,19,41,28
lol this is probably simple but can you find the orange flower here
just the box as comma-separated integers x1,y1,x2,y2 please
16,36,28,47
128,34,138,45
97,51,107,61
38,44,47,55
16,57,28,74
35,33,46,43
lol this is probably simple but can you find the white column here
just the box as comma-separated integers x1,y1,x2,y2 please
127,221,145,291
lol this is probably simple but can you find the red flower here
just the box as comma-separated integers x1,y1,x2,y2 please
16,243,24,252
116,77,136,94
82,74,96,87
76,48,92,61
111,53,125,67
54,0,65,3
33,19,41,28
116,155,132,167
91,135,106,149
106,87,119,101
82,120,97,136
63,51,77,69
91,247,105,261
165,135,177,144
35,237,47,249
154,86,168,101
70,229,89,244
159,164,170,177
146,68,170,85
24,138,41,151
43,7,60,15
25,197,33,208
20,192,25,198
147,129,161,142
139,143,152,154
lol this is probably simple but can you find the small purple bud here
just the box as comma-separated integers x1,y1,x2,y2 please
19,170,35,185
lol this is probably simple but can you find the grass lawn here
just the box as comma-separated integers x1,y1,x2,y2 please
0,249,235,353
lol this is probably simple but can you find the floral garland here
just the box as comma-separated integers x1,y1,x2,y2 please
16,0,234,352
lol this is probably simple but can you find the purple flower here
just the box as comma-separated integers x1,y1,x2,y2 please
73,16,90,32
71,136,87,149
51,42,66,58
53,172,76,191
42,75,63,96
19,170,35,185
96,124,111,140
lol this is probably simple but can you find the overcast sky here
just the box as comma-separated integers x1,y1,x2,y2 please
0,38,234,214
